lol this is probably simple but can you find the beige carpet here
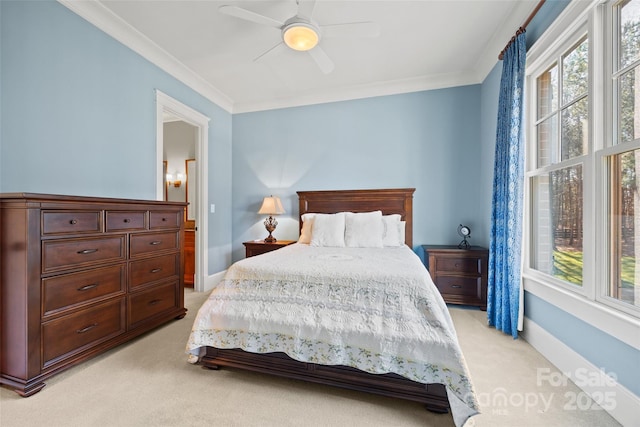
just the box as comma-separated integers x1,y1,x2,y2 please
0,290,620,427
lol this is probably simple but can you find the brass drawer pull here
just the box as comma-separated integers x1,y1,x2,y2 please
150,268,162,273
149,299,162,306
76,323,98,334
77,283,98,291
123,218,131,223
70,219,78,225
161,218,168,222
77,249,98,254
149,241,162,245
451,285,462,288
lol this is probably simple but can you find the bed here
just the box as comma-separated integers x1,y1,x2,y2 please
186,189,478,426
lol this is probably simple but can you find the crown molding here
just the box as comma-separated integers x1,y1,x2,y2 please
58,0,234,113
233,71,481,113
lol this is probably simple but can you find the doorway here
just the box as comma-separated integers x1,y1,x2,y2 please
156,90,210,292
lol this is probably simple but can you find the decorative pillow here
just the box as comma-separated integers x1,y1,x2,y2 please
310,213,346,247
344,211,384,248
298,213,316,244
400,221,406,245
382,214,403,247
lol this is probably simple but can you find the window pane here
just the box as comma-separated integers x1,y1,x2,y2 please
561,97,589,160
537,64,558,119
610,150,640,307
532,165,583,286
620,0,640,70
618,66,640,143
537,116,558,167
562,38,589,104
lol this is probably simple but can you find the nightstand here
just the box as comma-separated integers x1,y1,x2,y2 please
243,240,296,258
422,245,488,310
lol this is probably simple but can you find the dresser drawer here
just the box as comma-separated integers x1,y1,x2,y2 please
42,298,125,368
42,264,126,317
42,236,126,273
42,210,102,235
128,281,178,328
130,231,178,257
105,210,146,232
436,257,481,275
434,276,480,297
149,211,181,229
129,253,178,289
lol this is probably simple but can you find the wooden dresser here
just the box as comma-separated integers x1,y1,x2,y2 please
0,193,187,396
423,245,488,310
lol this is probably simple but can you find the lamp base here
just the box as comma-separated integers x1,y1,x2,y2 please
263,215,278,243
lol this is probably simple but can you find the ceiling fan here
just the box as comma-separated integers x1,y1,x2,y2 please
219,0,380,74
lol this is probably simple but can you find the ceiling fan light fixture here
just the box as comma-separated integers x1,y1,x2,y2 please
283,23,319,51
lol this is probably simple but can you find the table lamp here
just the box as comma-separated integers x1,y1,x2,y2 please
258,195,285,242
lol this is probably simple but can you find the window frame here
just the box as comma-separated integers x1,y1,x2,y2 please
524,0,640,344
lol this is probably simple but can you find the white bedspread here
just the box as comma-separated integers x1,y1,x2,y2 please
186,243,478,426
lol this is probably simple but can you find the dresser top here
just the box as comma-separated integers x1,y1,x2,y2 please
0,193,187,206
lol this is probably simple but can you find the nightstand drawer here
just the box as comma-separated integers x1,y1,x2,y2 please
436,257,481,275
435,276,480,296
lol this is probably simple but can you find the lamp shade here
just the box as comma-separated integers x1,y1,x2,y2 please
258,196,285,215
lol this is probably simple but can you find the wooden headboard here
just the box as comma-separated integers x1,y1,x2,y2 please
297,188,416,247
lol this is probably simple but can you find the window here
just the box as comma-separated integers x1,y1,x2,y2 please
527,0,640,316
609,0,640,308
531,38,588,288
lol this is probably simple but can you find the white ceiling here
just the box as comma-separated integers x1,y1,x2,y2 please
61,0,539,113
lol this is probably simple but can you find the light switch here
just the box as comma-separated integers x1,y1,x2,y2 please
210,204,215,213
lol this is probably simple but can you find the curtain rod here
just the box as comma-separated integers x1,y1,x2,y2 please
498,0,546,60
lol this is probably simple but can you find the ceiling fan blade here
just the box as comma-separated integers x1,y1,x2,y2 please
253,42,287,63
321,22,381,38
296,0,316,19
308,46,335,74
218,5,283,29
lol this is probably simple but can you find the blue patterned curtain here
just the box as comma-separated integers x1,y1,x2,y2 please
488,31,526,339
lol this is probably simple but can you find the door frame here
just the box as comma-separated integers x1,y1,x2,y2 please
156,90,210,292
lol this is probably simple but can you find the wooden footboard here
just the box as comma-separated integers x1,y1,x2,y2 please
200,347,450,414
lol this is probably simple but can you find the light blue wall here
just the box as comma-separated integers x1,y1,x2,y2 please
0,0,233,273
479,62,502,246
525,293,640,396
231,87,484,262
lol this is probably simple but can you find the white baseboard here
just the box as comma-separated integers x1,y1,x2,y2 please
522,318,639,427
202,270,226,292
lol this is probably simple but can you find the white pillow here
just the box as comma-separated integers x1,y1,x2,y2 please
382,214,403,247
400,221,406,245
298,213,316,244
345,211,384,248
310,213,346,247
